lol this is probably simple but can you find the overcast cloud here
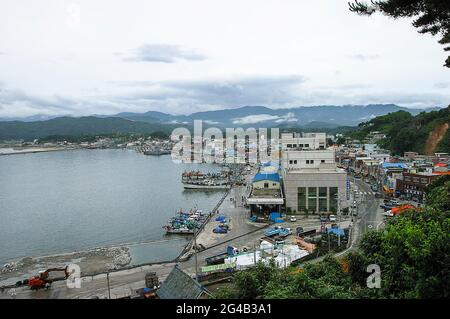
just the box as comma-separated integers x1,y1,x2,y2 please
119,44,207,63
0,0,449,118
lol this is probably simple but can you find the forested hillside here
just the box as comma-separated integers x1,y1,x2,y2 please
0,116,177,141
354,106,450,155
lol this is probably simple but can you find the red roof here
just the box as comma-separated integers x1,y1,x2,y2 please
435,163,448,167
433,171,450,175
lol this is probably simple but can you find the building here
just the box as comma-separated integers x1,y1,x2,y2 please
366,131,386,143
247,169,284,218
280,132,326,151
281,146,348,214
395,163,449,202
283,149,335,169
157,265,211,299
380,162,409,196
396,172,440,202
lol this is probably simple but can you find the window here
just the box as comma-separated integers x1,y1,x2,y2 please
294,160,298,164
308,198,317,212
306,160,310,164
305,144,309,148
321,160,325,163
318,187,328,212
299,144,304,147
287,144,292,148
293,144,297,148
298,187,306,212
289,160,293,164
310,160,314,164
308,187,317,212
319,198,328,212
264,183,269,188
319,187,327,197
329,187,338,212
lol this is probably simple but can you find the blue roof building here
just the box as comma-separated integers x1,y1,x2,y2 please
253,172,280,183
382,163,408,169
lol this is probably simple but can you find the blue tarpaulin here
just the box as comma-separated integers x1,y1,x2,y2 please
269,212,281,221
253,172,280,183
327,227,345,236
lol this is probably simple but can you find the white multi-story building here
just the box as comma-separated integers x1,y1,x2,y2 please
282,149,335,170
280,132,326,151
281,134,348,214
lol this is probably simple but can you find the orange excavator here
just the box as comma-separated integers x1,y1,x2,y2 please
27,266,70,290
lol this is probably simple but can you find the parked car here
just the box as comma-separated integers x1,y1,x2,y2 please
320,215,328,222
213,226,227,234
289,216,297,222
329,214,337,222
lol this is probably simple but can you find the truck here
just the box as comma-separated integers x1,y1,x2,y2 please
278,228,292,238
205,246,238,265
264,227,281,237
385,204,416,217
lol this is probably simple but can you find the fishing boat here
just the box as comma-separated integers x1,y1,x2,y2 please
143,147,171,156
182,180,231,189
181,170,231,189
163,209,206,234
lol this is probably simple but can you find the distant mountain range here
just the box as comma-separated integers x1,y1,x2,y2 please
109,104,440,128
0,104,442,140
0,117,177,141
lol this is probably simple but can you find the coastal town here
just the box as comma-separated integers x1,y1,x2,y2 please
1,0,449,307
0,135,174,156
1,128,447,299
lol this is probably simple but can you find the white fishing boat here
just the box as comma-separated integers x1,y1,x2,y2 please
182,180,231,190
181,170,232,189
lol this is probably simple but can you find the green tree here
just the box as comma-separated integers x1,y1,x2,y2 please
349,0,450,68
231,260,282,299
425,175,450,212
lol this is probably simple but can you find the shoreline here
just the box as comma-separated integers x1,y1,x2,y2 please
0,146,78,156
0,237,191,287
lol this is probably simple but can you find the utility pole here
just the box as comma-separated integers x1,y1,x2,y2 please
253,241,256,266
106,272,111,299
328,231,331,252
194,231,199,282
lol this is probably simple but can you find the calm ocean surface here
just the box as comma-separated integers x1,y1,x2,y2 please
0,149,224,264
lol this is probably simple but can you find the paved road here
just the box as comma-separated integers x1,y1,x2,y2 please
350,178,385,247
307,177,384,263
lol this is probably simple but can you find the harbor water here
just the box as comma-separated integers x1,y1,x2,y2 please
0,149,225,265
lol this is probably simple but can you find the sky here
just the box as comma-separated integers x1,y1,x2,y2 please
0,0,449,118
